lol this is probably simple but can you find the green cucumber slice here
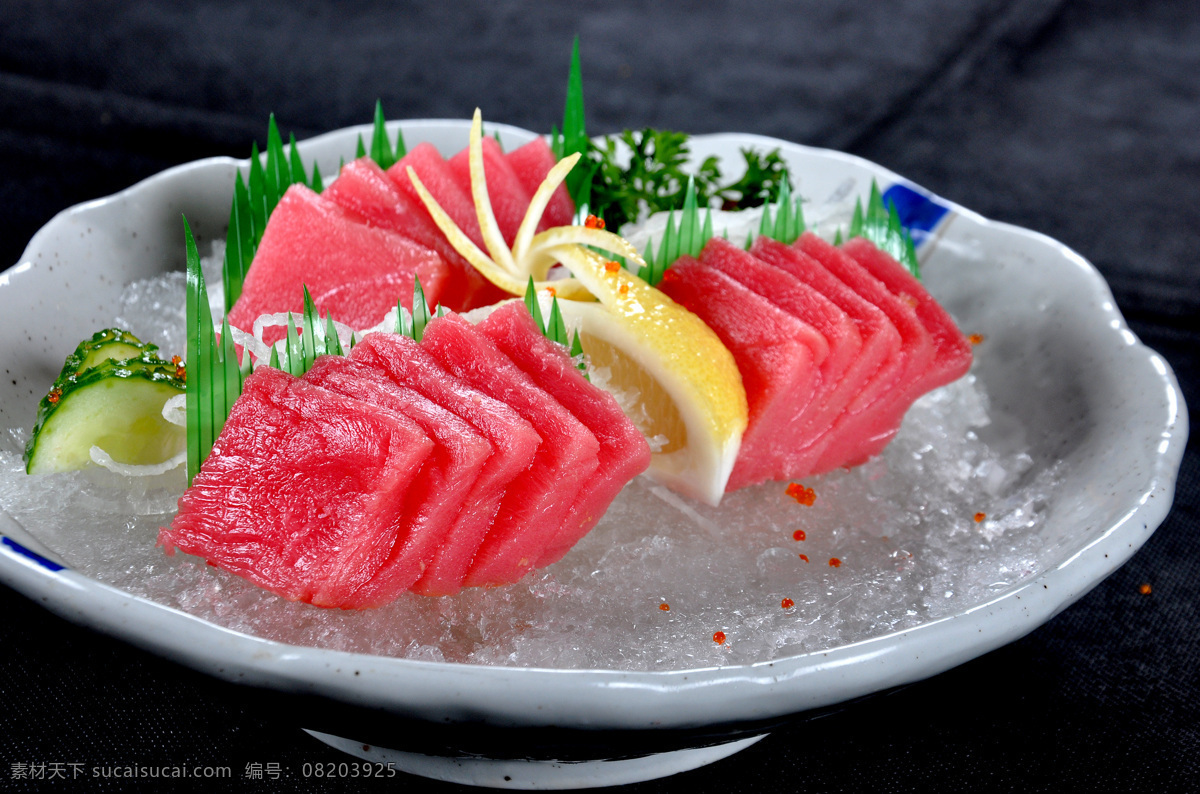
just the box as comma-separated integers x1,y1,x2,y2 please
24,357,186,475
63,328,163,374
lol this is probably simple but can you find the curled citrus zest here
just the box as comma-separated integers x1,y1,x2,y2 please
407,165,495,273
512,151,581,267
468,109,519,274
525,226,648,280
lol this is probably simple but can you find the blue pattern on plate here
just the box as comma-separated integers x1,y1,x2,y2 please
882,184,951,248
1,536,66,572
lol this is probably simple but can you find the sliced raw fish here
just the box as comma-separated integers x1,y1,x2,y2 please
348,332,541,595
479,302,650,565
505,136,575,229
323,158,499,310
795,233,934,468
227,184,448,347
421,315,600,587
302,355,492,605
659,255,824,491
840,237,973,394
159,367,433,608
700,238,864,478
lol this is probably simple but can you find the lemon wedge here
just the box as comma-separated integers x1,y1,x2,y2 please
406,109,748,504
550,246,747,505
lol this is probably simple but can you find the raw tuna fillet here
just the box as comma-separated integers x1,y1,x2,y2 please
505,136,576,229
447,136,532,246
348,332,541,596
480,302,650,565
749,236,904,473
302,356,491,606
421,315,601,587
387,143,486,250
795,232,934,468
695,237,864,482
159,367,433,608
840,237,973,393
227,185,449,347
322,158,499,311
659,254,827,491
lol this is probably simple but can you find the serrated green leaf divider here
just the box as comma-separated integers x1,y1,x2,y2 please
222,104,402,314
186,217,245,485
370,99,407,169
637,177,805,286
553,36,589,204
392,276,444,343
523,278,587,379
846,180,920,279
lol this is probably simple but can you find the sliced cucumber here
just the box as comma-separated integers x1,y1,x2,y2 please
64,328,163,374
24,336,186,475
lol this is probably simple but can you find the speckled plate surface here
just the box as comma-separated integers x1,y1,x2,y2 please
0,121,1187,787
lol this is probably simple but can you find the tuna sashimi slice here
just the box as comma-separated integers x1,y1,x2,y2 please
447,136,532,247
227,185,449,347
659,255,824,491
421,315,601,587
387,143,486,250
348,332,541,596
795,232,934,468
840,237,973,393
700,238,863,476
322,158,499,311
302,356,492,606
159,367,433,608
480,302,651,565
505,136,576,229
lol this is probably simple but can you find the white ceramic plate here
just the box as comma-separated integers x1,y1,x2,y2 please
0,121,1187,788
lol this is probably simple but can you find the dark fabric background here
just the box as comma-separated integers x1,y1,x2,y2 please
2,1,1197,791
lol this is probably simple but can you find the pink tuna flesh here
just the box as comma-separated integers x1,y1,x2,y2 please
480,302,650,565
348,332,541,596
421,315,600,587
159,367,433,608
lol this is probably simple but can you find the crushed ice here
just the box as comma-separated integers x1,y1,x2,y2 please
1,253,1064,672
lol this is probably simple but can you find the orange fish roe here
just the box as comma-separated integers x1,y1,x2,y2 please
781,597,795,609
712,631,726,645
171,355,183,365
785,482,816,506
792,529,806,541
1139,583,1152,595
974,512,986,523
546,286,557,297
799,554,809,562
659,603,670,611
619,283,629,295
584,214,606,230
175,365,187,381
604,259,621,274
968,333,986,345
46,388,61,405
828,557,842,568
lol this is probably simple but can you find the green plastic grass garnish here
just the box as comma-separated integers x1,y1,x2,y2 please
222,105,405,312
847,180,920,278
394,277,441,342
638,177,803,285
186,217,249,484
370,100,407,169
524,277,587,378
